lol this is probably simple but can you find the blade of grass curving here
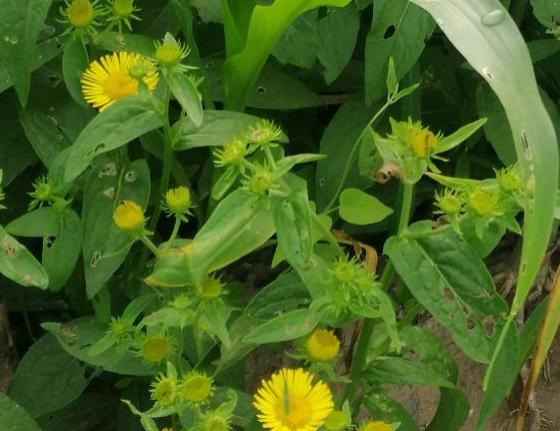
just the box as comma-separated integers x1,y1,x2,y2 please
222,0,351,111
409,0,558,428
516,265,560,430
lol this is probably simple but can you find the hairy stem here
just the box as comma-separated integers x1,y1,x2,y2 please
343,183,413,407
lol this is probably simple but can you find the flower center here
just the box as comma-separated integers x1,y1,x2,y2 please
276,393,311,429
67,1,94,28
103,73,138,100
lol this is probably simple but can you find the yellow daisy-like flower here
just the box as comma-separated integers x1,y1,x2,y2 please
254,368,334,431
409,127,438,159
113,200,145,233
305,329,340,362
62,0,99,29
213,139,249,168
164,186,191,215
140,335,173,363
247,119,283,147
81,51,159,111
468,188,501,217
360,421,394,431
197,276,224,299
178,371,214,404
323,410,350,431
154,35,191,68
150,374,177,406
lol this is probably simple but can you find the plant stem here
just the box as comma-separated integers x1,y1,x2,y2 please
323,100,391,213
169,216,181,242
149,91,174,233
140,235,160,256
343,183,414,407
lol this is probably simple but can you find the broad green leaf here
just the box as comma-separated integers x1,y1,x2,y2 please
0,225,49,289
339,187,394,225
191,0,222,23
62,35,88,106
82,159,151,298
43,318,156,376
221,0,256,56
0,393,41,431
167,72,203,127
9,334,89,417
0,37,63,95
436,118,487,153
385,230,506,363
172,110,263,150
244,271,310,319
223,0,351,110
272,11,318,69
147,189,275,287
272,175,313,268
365,394,419,431
364,0,434,104
0,0,52,105
528,39,560,62
42,209,81,291
476,323,518,431
95,32,155,56
6,207,60,237
529,0,560,31
365,357,456,388
63,96,163,182
315,5,360,84
411,0,559,417
200,300,232,347
18,108,72,168
316,95,382,210
243,308,319,344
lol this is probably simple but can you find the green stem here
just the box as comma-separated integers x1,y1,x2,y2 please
343,183,414,407
323,100,391,213
149,90,174,233
169,216,181,242
140,235,160,256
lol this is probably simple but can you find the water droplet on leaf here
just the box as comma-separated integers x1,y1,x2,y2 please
481,9,505,27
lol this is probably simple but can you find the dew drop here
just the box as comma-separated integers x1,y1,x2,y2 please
481,9,505,27
319,177,326,187
9,36,18,44
99,162,117,177
521,130,533,160
205,61,215,69
482,67,493,79
257,86,267,94
43,24,55,36
57,134,64,141
3,36,9,43
103,187,115,199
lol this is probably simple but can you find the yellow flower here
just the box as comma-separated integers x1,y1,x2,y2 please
324,410,350,431
435,189,463,215
113,200,145,232
197,276,224,299
410,128,437,159
155,34,190,68
178,372,214,404
150,375,177,406
63,0,97,28
112,0,136,18
164,186,191,215
247,119,283,147
468,188,501,217
305,329,340,362
202,415,231,431
360,421,394,431
140,335,172,363
242,164,276,195
81,51,159,111
213,139,249,167
254,368,334,431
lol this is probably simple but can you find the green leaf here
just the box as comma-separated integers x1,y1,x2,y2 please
475,323,518,431
62,35,89,106
315,5,360,84
364,394,420,431
82,159,151,298
243,308,319,344
43,318,156,376
9,334,89,417
0,225,48,289
364,0,434,104
244,271,310,319
172,110,263,151
316,94,383,210
6,207,60,238
0,393,41,431
385,229,506,363
18,108,72,168
167,72,203,127
42,209,82,291
411,0,558,416
63,96,163,182
529,0,560,30
339,187,394,225
436,118,487,153
0,0,52,105
223,0,351,110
